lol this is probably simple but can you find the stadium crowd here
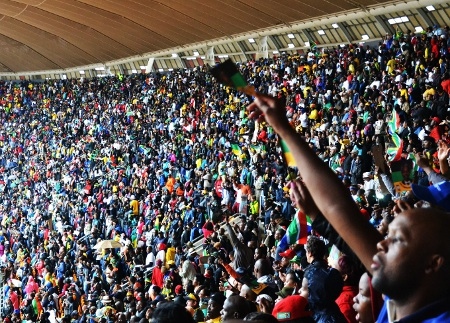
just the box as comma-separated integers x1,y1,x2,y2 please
0,24,450,323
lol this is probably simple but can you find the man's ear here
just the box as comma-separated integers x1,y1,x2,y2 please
425,254,445,274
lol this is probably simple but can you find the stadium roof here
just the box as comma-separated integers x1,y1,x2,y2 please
0,0,447,77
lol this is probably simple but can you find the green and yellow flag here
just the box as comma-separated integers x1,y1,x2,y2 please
210,59,256,96
280,139,296,167
231,143,242,157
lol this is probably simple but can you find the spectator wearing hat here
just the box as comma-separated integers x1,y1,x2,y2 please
156,242,167,266
362,172,375,194
276,286,295,300
152,259,164,288
173,285,185,306
184,292,204,323
272,295,314,323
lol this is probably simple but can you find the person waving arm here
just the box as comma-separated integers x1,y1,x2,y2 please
247,93,382,272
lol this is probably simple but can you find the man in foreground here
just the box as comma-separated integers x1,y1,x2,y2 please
247,93,450,322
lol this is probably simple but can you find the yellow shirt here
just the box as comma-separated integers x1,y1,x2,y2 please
165,247,176,265
130,199,139,216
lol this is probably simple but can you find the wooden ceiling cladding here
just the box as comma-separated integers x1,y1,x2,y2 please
0,0,443,73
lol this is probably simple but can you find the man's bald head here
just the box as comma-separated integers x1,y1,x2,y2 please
239,284,257,301
254,258,273,278
221,295,251,321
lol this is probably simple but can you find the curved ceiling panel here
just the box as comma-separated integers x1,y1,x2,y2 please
0,0,446,73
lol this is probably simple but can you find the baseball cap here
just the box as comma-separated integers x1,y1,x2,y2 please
276,287,295,298
184,293,199,303
272,295,312,321
411,181,450,211
175,285,183,295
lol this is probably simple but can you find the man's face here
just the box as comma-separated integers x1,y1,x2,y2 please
371,211,431,299
401,164,411,181
186,298,197,308
220,298,235,321
207,299,221,319
274,231,281,240
422,139,431,149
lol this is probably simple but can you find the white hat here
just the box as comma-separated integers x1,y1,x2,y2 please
363,172,371,178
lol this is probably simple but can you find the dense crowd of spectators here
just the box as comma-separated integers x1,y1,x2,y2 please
0,24,449,323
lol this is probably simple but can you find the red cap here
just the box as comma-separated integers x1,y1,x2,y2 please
272,295,312,321
175,285,183,295
279,248,296,259
431,116,441,124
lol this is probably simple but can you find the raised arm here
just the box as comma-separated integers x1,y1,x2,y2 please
247,93,382,272
415,152,448,184
437,141,450,177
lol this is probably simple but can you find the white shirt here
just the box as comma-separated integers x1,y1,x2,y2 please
146,252,155,266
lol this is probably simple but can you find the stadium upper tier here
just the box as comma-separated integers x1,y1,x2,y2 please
0,0,447,79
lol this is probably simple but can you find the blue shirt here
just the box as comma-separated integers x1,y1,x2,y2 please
377,297,450,322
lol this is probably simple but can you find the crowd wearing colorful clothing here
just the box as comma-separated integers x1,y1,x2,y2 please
0,24,450,323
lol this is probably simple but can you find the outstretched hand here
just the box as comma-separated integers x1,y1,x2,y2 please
437,141,450,162
246,93,290,132
289,178,320,220
415,153,429,169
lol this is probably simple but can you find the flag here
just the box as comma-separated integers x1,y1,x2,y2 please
329,153,341,172
210,59,256,96
250,144,266,154
138,145,150,156
387,111,400,134
230,143,242,157
309,39,318,51
394,26,403,41
386,132,403,162
278,210,310,251
408,153,418,173
280,139,296,167
386,111,403,162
